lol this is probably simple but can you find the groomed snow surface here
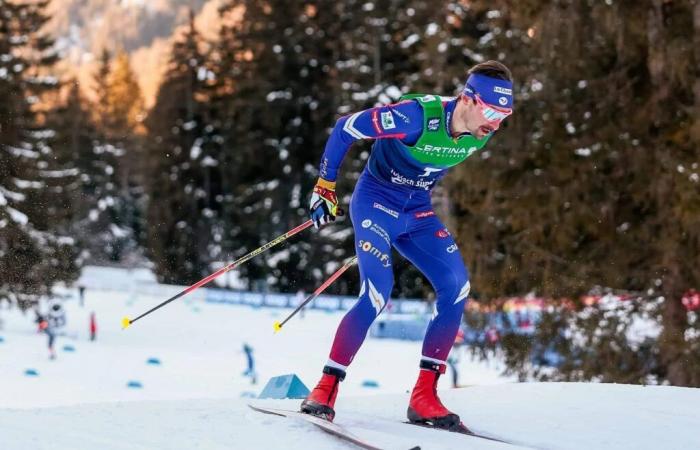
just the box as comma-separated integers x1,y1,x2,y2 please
1,276,699,450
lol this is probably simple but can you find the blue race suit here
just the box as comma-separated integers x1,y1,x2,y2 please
319,97,476,369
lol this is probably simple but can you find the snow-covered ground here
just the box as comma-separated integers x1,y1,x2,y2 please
1,277,699,450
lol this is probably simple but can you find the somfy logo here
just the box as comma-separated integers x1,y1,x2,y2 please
358,240,391,267
362,219,372,228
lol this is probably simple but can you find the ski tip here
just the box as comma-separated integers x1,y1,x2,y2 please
273,321,282,333
121,316,132,330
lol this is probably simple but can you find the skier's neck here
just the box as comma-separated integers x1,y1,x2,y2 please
450,100,471,137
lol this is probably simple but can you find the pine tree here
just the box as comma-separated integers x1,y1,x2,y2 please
0,0,80,309
105,50,144,138
144,10,217,284
88,47,146,263
208,0,349,292
49,80,126,263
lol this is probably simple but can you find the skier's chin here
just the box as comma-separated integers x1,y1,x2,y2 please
475,126,493,138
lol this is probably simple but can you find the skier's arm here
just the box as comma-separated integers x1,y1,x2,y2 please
317,100,424,184
309,100,423,228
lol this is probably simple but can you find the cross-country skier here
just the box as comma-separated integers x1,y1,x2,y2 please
43,302,66,359
302,61,513,431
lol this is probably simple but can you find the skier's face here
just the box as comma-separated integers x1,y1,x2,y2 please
461,94,512,138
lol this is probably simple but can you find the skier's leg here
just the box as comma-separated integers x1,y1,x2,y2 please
327,236,393,367
395,219,470,427
302,198,396,420
46,329,56,360
395,221,469,363
448,358,458,388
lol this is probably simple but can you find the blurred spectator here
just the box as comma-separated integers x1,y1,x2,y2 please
485,326,500,355
78,285,86,307
89,312,97,341
447,329,466,388
34,308,45,333
242,343,257,384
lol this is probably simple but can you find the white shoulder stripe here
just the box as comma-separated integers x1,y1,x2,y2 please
343,111,370,140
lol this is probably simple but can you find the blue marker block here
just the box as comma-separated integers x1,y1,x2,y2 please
361,379,379,388
24,369,39,377
258,374,310,399
63,345,76,352
146,357,161,366
240,391,257,399
127,380,143,389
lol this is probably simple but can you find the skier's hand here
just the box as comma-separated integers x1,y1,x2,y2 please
309,178,339,229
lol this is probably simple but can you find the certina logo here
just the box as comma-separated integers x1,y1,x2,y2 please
380,111,396,130
415,145,478,158
427,118,441,131
373,202,399,218
361,219,372,228
498,96,508,106
358,240,391,267
390,169,434,190
446,244,458,253
493,86,512,95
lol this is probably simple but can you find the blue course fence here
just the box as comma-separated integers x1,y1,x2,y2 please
203,288,429,316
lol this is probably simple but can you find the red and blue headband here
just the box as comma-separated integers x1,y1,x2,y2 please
462,73,513,109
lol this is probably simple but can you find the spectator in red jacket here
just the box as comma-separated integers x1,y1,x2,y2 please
89,312,97,341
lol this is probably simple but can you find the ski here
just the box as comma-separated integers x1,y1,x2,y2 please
404,420,513,445
248,404,420,450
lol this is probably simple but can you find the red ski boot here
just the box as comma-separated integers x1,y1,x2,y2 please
300,366,345,422
407,360,469,432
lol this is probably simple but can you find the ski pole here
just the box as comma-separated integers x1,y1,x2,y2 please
122,220,314,329
273,255,358,333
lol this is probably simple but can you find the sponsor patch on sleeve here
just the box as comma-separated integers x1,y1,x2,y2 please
380,111,396,130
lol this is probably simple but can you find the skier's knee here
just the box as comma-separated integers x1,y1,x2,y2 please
360,276,392,316
438,274,470,307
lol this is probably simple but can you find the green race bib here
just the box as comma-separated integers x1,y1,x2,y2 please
400,94,491,167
